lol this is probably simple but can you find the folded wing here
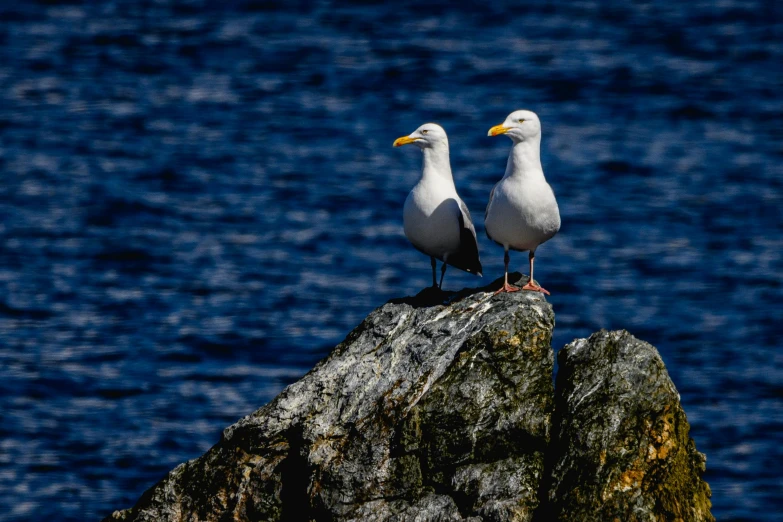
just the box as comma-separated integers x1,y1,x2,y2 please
447,199,483,276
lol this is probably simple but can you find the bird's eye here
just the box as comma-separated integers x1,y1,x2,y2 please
422,129,429,134
518,118,525,123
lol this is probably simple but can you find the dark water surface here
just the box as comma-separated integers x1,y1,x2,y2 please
0,1,781,520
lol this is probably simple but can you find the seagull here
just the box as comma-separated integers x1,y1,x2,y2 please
393,123,482,290
485,110,560,295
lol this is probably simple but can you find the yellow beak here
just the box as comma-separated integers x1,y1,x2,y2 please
488,125,509,137
393,136,418,147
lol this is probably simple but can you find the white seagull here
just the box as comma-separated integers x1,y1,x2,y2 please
393,123,482,289
485,110,560,295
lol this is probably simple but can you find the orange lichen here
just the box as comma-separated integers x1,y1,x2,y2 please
603,468,645,501
619,470,645,490
647,408,676,461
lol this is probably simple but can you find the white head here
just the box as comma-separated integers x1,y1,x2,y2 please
487,110,541,143
393,123,449,150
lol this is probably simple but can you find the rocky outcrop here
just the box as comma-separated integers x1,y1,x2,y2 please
107,277,555,521
105,276,712,522
540,330,714,522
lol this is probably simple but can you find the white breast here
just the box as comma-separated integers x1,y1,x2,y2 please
403,178,462,259
485,176,560,252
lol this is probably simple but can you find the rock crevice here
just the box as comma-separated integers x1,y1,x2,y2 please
105,277,712,522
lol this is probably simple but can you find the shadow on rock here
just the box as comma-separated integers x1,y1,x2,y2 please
389,272,529,308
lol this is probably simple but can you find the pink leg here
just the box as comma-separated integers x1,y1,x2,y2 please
494,250,521,294
520,250,550,295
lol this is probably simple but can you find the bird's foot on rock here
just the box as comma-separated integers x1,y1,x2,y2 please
521,282,550,295
494,282,521,295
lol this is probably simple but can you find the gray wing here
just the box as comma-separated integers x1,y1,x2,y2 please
447,198,483,276
484,182,499,241
459,199,478,240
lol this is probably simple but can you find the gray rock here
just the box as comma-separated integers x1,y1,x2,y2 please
540,329,713,522
105,275,555,522
104,283,713,522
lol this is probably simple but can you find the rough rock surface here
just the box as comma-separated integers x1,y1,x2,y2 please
105,279,712,522
540,329,713,522
106,276,555,522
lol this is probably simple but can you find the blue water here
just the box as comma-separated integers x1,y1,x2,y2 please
0,1,780,520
